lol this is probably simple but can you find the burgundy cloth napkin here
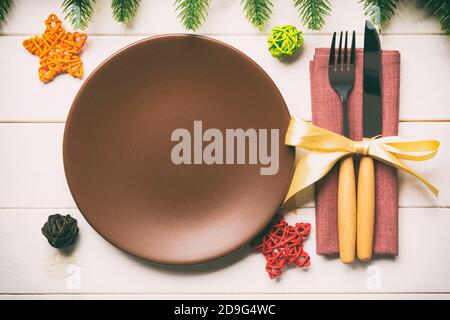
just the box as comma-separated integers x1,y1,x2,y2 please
310,48,401,256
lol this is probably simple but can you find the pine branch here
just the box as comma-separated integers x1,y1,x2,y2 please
424,0,449,34
293,0,331,31
62,0,96,30
112,0,141,24
360,0,399,29
175,0,210,31
0,0,12,22
242,0,273,30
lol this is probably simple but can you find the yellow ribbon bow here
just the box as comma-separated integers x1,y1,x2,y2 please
283,116,440,204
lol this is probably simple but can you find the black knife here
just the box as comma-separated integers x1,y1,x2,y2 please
357,20,382,262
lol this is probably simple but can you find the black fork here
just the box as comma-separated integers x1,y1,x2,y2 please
328,31,356,138
328,30,357,264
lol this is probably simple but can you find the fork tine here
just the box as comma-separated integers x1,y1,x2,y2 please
350,30,356,65
329,32,336,66
337,31,343,68
344,31,348,65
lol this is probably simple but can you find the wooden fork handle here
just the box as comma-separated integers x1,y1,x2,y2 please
338,156,357,264
357,156,375,262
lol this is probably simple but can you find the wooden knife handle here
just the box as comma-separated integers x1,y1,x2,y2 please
338,156,357,264
357,156,375,261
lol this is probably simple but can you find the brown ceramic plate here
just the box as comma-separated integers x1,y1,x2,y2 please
63,34,294,265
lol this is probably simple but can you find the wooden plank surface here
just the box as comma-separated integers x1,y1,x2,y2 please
0,0,449,298
1,0,444,36
1,35,449,122
0,208,449,294
0,122,444,209
2,294,450,300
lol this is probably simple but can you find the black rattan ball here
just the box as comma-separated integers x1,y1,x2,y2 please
42,214,79,248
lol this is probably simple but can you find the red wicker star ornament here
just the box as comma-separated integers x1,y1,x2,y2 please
254,216,311,279
23,14,87,83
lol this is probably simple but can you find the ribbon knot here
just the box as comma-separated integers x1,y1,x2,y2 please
355,138,372,155
283,117,440,204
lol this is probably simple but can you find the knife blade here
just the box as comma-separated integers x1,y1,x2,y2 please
363,20,382,138
357,20,383,262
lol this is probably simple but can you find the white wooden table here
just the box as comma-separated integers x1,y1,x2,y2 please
0,0,449,300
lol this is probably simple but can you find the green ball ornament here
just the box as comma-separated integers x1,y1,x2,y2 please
268,25,304,59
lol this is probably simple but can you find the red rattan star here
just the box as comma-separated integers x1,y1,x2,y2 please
255,215,311,279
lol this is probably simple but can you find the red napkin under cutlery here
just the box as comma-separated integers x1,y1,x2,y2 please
310,48,401,256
